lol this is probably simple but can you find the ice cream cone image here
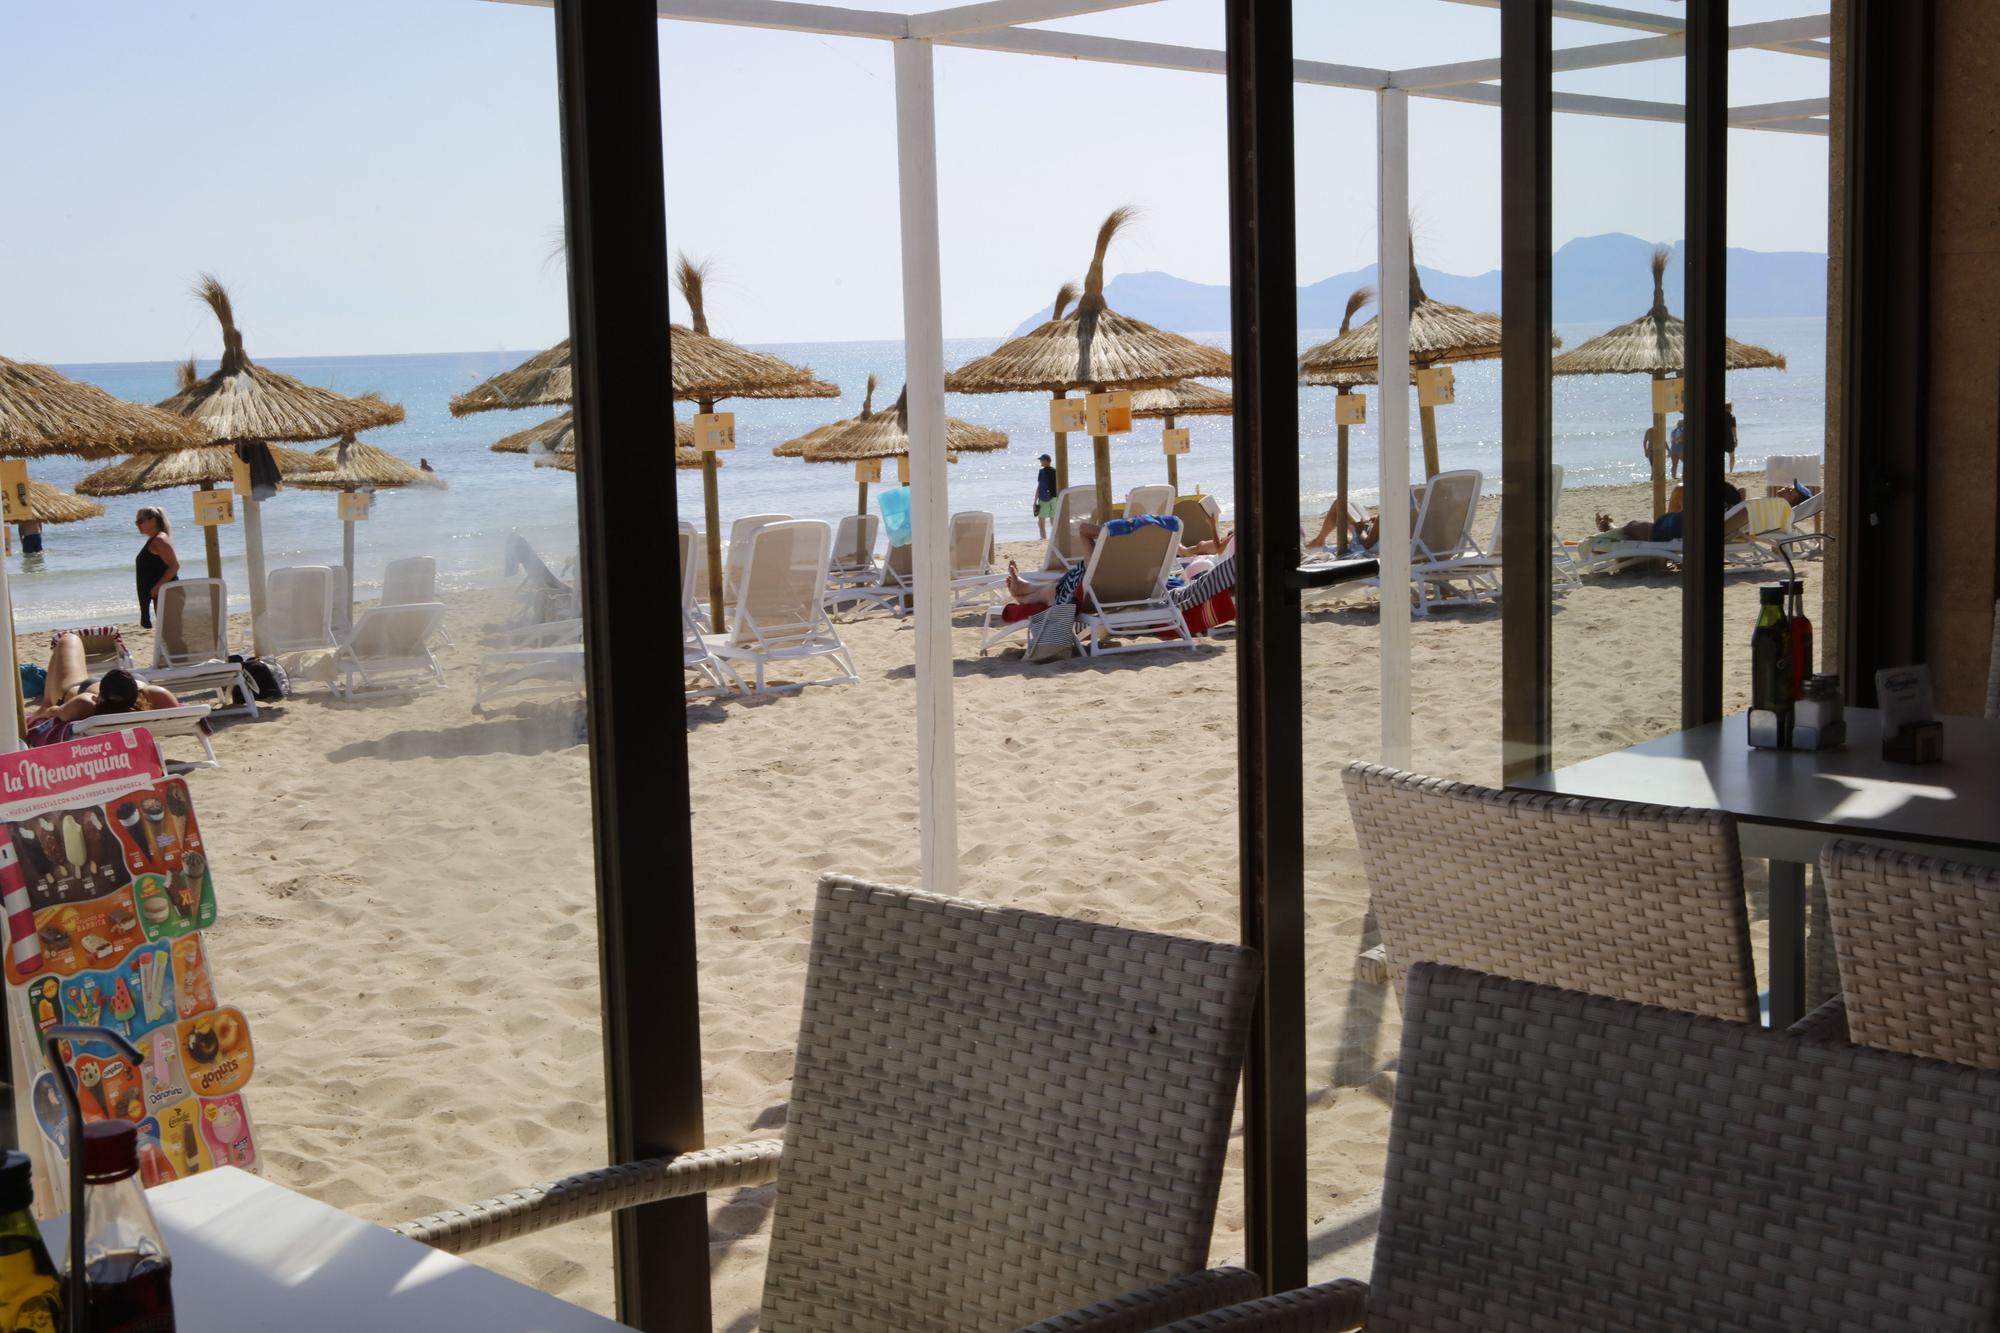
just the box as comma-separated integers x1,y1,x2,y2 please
77,1062,107,1118
115,803,148,865
164,785,190,850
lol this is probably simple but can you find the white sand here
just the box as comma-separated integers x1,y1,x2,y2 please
17,474,1805,1325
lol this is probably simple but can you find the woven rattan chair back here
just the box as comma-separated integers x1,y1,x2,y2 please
760,874,1261,1332
1822,839,2000,1068
1372,963,2000,1330
1344,763,1758,1021
1986,597,1998,720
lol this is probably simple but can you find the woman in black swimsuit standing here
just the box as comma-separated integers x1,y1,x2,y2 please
134,506,179,629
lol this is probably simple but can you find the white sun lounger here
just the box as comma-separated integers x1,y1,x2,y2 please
948,511,1003,609
146,580,257,718
827,514,882,589
683,607,742,698
721,513,791,609
72,707,218,773
504,533,577,626
1122,484,1174,518
330,603,448,699
381,556,451,647
264,566,340,657
705,520,857,694
1077,517,1193,655
1574,501,1771,575
1417,463,1579,599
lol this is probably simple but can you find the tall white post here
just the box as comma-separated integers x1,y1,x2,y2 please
893,37,958,893
1377,89,1413,768
243,494,270,658
342,516,356,628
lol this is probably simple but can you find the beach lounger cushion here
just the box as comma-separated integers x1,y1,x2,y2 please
396,875,1263,1332
1093,963,2000,1331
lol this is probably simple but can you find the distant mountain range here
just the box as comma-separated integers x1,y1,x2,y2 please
1008,232,1828,335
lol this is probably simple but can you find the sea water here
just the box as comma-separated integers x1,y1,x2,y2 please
33,316,1824,631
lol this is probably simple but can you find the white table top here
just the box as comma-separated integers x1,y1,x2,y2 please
1513,708,2000,854
44,1168,630,1331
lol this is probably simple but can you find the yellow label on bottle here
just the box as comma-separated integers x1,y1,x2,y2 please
0,1246,63,1332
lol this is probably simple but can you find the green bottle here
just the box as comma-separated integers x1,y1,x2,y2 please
0,1151,63,1333
1751,584,1793,743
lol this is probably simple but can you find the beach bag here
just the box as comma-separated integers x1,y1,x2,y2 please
18,664,46,703
231,654,289,703
1022,602,1078,663
879,486,914,547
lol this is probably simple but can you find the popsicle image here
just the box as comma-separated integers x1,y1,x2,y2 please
208,1101,250,1166
35,819,63,877
109,976,136,1037
181,1113,200,1172
148,1030,177,1088
141,796,170,857
77,1062,107,1118
84,811,119,877
164,785,190,849
61,815,86,872
115,802,149,864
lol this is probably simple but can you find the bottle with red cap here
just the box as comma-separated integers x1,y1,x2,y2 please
75,1122,173,1332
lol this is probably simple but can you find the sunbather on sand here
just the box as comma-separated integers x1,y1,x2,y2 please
998,523,1100,624
27,633,181,745
1594,481,1742,542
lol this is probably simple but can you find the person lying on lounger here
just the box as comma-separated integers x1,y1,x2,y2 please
998,523,1101,625
27,633,181,744
1594,481,1742,543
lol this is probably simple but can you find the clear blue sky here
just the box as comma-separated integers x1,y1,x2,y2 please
0,0,1828,362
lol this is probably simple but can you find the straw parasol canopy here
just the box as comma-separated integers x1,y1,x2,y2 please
1299,287,1388,389
76,444,332,497
0,360,203,459
6,480,103,526
802,386,1008,463
1553,246,1786,515
450,340,572,417
159,278,406,444
1552,247,1788,377
945,209,1233,395
774,374,878,459
1129,380,1232,419
491,412,693,457
540,447,709,473
671,258,837,406
291,437,446,492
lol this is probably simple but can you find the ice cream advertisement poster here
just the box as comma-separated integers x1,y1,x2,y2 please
0,730,260,1206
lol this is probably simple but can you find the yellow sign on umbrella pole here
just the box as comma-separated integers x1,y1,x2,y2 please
192,490,235,527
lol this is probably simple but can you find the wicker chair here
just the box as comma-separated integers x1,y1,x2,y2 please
1342,763,1759,1021
1044,963,2000,1330
1820,839,2000,1068
1987,596,1999,720
394,874,1262,1331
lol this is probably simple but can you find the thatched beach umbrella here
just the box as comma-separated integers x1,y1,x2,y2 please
1299,286,1379,551
78,443,333,496
6,480,104,527
289,436,446,624
541,446,710,473
1553,245,1787,517
1299,245,1535,481
155,278,405,653
1129,378,1231,495
491,412,693,457
947,209,1233,516
450,341,572,417
774,374,883,531
801,380,1007,564
671,256,837,630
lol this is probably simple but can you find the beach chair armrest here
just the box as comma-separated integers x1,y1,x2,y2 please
1028,1276,1368,1332
1147,1279,1369,1331
1786,993,1849,1042
1018,1267,1267,1332
390,1138,783,1255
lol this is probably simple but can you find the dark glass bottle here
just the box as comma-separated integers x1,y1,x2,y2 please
0,1151,63,1333
1787,577,1814,697
76,1122,173,1333
1752,584,1793,743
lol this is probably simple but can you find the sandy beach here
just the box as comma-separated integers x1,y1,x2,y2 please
16,472,1809,1324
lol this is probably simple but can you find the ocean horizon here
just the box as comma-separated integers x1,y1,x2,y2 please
25,317,1825,632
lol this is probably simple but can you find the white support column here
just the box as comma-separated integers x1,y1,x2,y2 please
1376,89,1413,768
243,495,270,658
893,37,958,892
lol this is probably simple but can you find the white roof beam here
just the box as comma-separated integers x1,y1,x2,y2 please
1392,14,1831,92
930,25,1389,90
489,0,914,40
1440,0,1833,58
908,0,1159,40
1415,82,1830,136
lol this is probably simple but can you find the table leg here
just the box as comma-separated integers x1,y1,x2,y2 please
1768,859,1807,1027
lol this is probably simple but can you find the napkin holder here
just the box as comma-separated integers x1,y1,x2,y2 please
1882,720,1943,765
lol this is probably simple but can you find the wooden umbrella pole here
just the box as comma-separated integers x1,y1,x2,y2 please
1164,411,1180,494
1051,394,1070,492
854,481,871,565
1336,389,1351,552
1417,387,1442,480
1092,433,1113,518
699,398,727,632
197,482,222,578
342,508,356,628
1650,372,1669,520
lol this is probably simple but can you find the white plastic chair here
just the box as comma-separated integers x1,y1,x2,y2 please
1077,518,1194,655
722,513,791,609
146,579,256,719
330,603,448,699
264,567,339,657
1123,484,1174,518
704,520,857,694
948,511,1002,609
